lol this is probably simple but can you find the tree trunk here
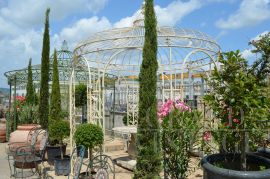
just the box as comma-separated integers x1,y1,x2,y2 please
240,130,247,170
60,141,63,159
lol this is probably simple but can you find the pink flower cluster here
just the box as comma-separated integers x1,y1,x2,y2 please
16,96,25,102
203,131,211,141
157,99,191,119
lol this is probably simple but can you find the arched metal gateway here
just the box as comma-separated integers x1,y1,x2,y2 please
69,4,221,168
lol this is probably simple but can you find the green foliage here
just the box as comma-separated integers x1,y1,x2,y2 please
74,123,103,150
26,58,35,105
122,115,128,126
59,110,69,119
18,104,39,124
204,50,270,170
48,120,70,144
250,32,270,80
134,0,162,178
49,119,70,159
75,83,87,123
122,114,138,126
162,109,202,179
50,49,61,121
39,8,50,129
75,83,87,107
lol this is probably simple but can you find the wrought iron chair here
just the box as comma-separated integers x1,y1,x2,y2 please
10,129,48,178
6,125,41,177
68,145,86,179
87,153,116,179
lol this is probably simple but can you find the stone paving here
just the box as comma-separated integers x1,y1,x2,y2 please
0,142,203,179
0,142,11,179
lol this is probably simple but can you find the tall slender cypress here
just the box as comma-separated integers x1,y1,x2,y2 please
26,58,35,105
39,8,50,129
50,49,61,121
134,0,162,178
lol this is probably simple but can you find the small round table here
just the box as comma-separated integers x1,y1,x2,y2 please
112,126,137,158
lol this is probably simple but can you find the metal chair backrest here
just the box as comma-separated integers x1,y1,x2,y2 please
68,145,85,179
36,129,48,158
90,154,116,179
26,125,41,147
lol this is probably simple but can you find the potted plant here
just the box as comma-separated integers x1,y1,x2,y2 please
201,50,270,179
74,123,104,178
158,99,202,178
48,120,70,175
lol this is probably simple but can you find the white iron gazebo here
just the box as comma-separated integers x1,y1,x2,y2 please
69,4,220,172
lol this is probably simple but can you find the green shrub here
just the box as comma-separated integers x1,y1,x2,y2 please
74,123,103,150
74,124,103,179
18,104,39,124
49,120,70,145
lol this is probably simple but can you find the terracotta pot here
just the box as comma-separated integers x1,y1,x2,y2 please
9,124,41,150
0,136,6,142
17,124,39,131
0,123,6,143
0,118,6,123
9,124,43,169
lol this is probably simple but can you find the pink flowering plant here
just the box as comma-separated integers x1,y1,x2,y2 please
158,99,202,178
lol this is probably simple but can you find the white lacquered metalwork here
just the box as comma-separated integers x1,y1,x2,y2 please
69,3,221,173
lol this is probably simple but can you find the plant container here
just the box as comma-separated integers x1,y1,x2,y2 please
46,144,67,165
255,147,270,160
54,155,70,176
201,153,270,179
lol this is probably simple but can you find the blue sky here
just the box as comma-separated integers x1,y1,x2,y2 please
0,0,269,87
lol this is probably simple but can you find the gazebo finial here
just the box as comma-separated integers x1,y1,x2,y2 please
133,1,145,27
61,40,68,51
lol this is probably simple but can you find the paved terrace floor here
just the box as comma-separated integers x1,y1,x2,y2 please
0,142,203,179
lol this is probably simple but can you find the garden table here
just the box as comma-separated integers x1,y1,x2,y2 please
112,126,137,158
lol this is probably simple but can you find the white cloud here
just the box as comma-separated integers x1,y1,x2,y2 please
0,30,43,72
0,0,108,27
155,0,202,26
0,0,108,87
114,10,140,28
0,16,21,37
251,30,269,41
241,31,269,59
114,0,202,28
215,30,227,40
216,0,270,29
62,0,204,44
59,16,112,48
207,0,238,3
241,49,256,59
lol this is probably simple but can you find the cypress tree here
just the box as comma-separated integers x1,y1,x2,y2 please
50,49,61,121
134,0,162,178
39,8,50,129
26,58,35,105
